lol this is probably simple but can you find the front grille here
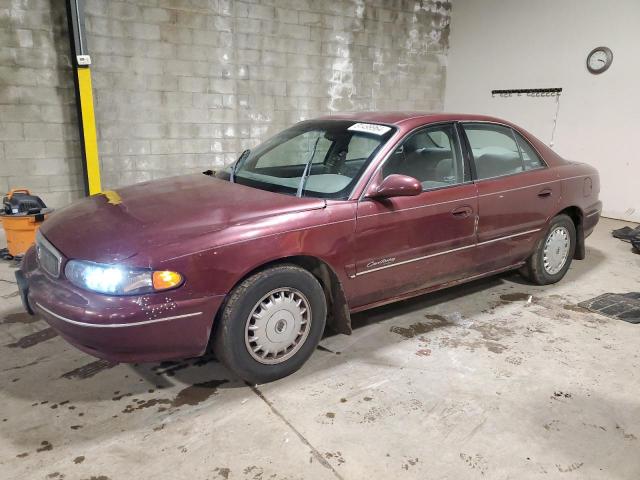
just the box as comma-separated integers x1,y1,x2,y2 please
36,231,62,278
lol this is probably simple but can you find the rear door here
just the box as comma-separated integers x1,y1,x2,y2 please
350,123,478,308
461,122,561,271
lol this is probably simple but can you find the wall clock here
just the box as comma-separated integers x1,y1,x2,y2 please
586,46,613,74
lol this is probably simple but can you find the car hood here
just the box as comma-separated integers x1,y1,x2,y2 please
40,174,326,264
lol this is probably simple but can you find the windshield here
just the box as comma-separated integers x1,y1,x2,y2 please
216,120,396,199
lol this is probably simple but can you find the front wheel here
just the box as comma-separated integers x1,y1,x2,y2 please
213,265,327,384
520,214,576,285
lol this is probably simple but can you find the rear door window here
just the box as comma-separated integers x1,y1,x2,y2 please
463,124,523,180
463,123,547,179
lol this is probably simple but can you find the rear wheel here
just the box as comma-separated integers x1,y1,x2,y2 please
213,264,326,384
520,214,576,285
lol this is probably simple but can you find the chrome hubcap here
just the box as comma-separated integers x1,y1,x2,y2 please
543,226,570,275
245,288,312,365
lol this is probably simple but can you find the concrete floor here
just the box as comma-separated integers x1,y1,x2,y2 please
1,218,639,480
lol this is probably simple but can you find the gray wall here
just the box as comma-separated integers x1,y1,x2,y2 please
0,0,84,208
1,0,451,207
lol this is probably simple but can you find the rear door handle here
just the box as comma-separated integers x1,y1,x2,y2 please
538,189,553,198
451,206,473,218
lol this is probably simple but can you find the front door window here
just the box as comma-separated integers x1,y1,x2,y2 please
382,124,467,191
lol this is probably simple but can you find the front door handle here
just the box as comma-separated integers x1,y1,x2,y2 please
451,206,473,218
538,189,553,198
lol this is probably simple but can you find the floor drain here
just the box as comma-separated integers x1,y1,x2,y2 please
578,293,640,324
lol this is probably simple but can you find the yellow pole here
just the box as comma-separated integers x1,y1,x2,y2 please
76,67,101,195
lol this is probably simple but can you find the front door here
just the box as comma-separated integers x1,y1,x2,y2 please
350,123,478,308
461,122,561,271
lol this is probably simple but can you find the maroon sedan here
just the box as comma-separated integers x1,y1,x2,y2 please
16,112,601,383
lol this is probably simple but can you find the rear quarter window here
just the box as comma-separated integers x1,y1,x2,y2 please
514,131,546,170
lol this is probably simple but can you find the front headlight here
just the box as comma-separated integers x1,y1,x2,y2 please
64,260,183,295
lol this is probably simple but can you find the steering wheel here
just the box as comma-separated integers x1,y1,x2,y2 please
326,150,347,175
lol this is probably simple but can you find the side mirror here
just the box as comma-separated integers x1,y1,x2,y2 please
369,174,422,199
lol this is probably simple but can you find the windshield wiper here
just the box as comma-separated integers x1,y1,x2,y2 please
296,137,320,197
230,149,250,183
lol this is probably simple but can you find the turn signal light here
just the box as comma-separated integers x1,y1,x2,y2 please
152,271,183,291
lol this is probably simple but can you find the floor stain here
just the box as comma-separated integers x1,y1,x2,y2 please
439,320,511,354
2,311,38,323
416,348,432,357
460,452,488,475
324,451,345,465
213,467,231,479
564,304,591,313
402,457,419,470
1,356,46,372
61,360,117,380
36,440,53,452
360,399,422,424
556,462,583,473
325,412,335,418
361,405,394,424
243,466,264,477
583,422,607,432
500,292,532,302
473,323,512,341
151,361,191,377
6,328,57,348
74,456,85,464
553,391,572,399
390,317,452,339
122,398,171,414
505,356,522,365
317,344,340,354
616,424,637,441
172,379,228,407
544,419,560,431
112,392,133,401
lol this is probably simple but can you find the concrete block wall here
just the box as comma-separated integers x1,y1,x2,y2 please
85,0,451,189
1,0,451,202
0,0,84,208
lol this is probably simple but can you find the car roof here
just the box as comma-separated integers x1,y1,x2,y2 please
315,111,514,128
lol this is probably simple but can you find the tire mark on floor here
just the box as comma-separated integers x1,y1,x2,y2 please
6,328,57,348
61,359,117,379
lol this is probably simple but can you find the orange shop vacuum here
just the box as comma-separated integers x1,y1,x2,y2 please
0,188,51,260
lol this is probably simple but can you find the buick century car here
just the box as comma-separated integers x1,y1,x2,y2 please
16,113,601,383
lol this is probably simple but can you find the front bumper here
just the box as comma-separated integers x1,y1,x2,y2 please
18,247,225,363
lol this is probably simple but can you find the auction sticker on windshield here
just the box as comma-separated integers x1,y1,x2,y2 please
348,123,391,135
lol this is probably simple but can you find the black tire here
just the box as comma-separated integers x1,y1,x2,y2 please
213,264,326,384
520,214,576,285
